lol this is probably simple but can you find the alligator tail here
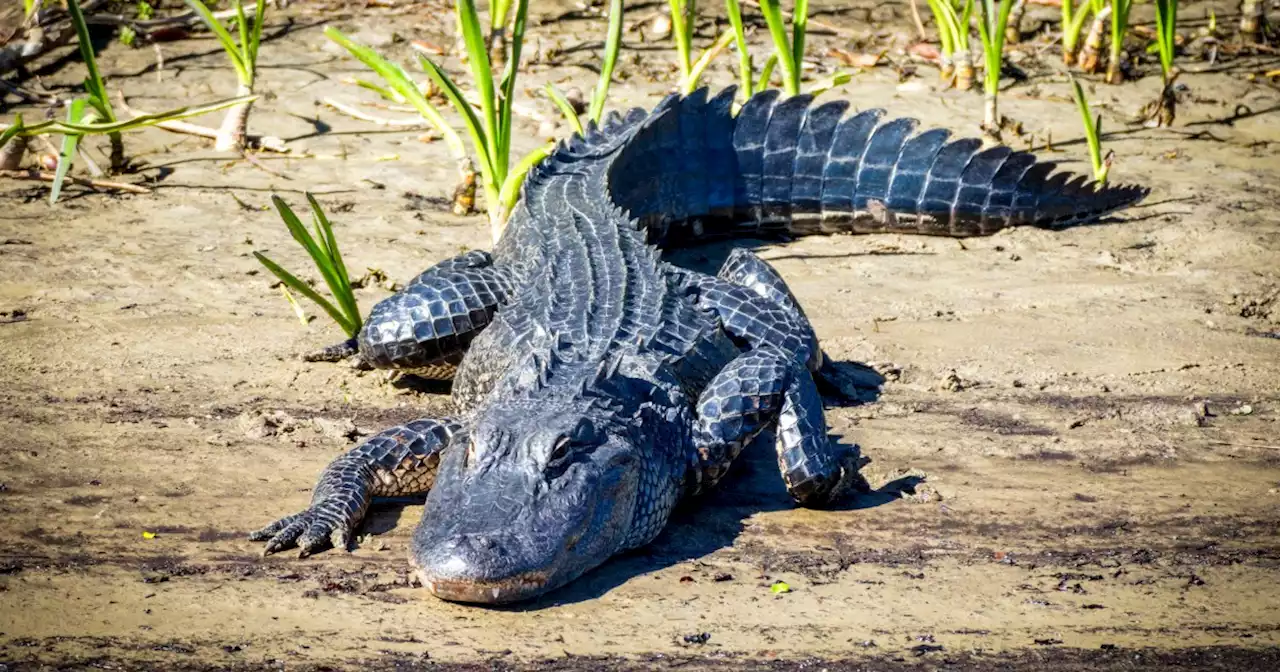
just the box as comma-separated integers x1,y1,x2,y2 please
603,87,1148,244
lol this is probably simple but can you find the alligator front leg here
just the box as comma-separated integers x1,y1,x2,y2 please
250,418,463,556
692,347,868,504
314,251,515,379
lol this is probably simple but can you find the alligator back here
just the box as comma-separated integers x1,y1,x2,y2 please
581,87,1147,245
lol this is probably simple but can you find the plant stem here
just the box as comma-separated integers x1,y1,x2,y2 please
1239,0,1267,44
1079,5,1109,73
725,0,754,97
953,49,974,90
757,0,800,95
1005,0,1025,43
0,136,28,170
1105,0,1132,84
588,0,624,123
215,83,254,152
668,0,695,82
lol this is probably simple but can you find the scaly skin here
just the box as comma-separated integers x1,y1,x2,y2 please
250,88,1146,604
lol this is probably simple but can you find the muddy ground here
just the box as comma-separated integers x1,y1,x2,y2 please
1,1,1279,669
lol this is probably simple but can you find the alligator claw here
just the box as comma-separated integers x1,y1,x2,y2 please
817,359,884,405
251,505,353,557
302,337,360,364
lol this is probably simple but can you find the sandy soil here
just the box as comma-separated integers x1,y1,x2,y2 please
2,1,1279,669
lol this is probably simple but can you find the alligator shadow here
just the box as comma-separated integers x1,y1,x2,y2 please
502,434,910,611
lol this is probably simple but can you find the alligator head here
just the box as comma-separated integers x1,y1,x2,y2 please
409,397,645,604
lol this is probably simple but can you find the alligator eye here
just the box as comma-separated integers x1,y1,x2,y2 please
549,436,573,464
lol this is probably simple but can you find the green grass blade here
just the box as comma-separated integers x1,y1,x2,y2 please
725,0,753,98
234,0,251,68
0,114,23,149
791,0,809,84
545,84,585,135
270,195,357,331
684,29,734,95
756,53,778,92
497,0,531,176
589,0,624,123
66,0,116,122
1069,76,1105,183
498,143,553,216
805,70,851,96
50,99,89,205
756,0,796,95
305,193,360,329
249,0,267,74
1154,0,1176,78
668,0,694,80
417,52,498,197
183,0,248,83
352,79,405,103
456,0,499,172
29,95,255,136
327,28,467,159
254,252,357,337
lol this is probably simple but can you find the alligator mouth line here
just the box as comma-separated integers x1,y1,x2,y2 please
417,570,554,604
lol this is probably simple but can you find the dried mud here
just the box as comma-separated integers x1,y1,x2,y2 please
2,1,1279,670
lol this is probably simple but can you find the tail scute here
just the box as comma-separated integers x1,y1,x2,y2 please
595,88,1147,243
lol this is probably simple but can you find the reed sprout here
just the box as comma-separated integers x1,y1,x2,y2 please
329,0,554,243
183,0,266,152
547,0,624,133
1105,0,1133,83
1068,76,1112,184
924,0,975,90
1151,0,1178,126
976,0,1016,140
254,195,362,339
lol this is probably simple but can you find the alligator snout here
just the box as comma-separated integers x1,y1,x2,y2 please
410,532,552,604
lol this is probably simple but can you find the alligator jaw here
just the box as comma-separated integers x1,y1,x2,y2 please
414,565,554,605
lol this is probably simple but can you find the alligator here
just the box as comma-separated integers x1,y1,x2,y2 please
250,87,1147,604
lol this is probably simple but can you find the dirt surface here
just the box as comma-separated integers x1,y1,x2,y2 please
2,1,1279,669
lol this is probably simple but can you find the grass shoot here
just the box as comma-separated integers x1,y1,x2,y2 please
547,0,624,134
1078,1,1110,73
1150,0,1178,126
975,0,1016,140
66,0,124,171
1068,76,1112,184
665,0,735,95
329,0,554,243
724,0,847,101
1061,0,1099,66
410,0,556,241
1105,0,1133,84
924,0,975,90
254,195,362,339
1,97,255,200
183,0,266,152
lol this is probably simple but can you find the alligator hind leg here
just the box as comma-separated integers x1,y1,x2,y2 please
250,417,463,556
692,346,868,504
696,249,873,400
315,251,515,379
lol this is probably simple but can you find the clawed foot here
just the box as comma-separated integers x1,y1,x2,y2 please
249,505,356,557
817,359,884,405
302,337,368,367
249,467,371,557
831,445,874,500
